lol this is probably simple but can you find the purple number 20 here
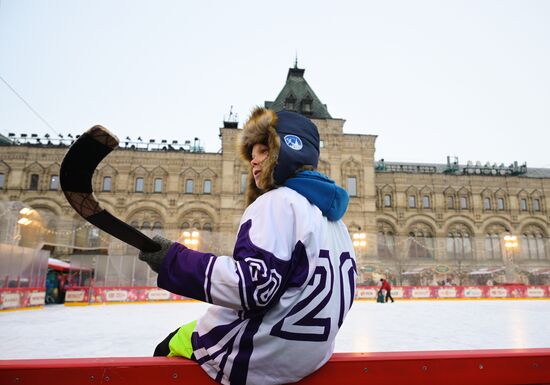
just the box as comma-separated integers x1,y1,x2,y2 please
270,250,356,342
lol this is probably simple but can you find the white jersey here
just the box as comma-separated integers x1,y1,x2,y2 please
158,187,356,385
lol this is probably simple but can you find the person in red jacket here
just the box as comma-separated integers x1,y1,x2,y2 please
378,278,394,303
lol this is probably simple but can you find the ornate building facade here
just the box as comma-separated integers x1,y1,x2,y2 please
1,66,549,286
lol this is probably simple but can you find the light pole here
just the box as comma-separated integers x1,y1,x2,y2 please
182,230,200,250
352,232,367,265
503,234,518,283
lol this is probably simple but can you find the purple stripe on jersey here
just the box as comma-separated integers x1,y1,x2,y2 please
197,318,244,351
235,262,249,312
229,316,263,385
204,256,215,303
157,242,216,301
338,251,356,328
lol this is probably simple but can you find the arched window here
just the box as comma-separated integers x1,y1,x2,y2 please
446,224,473,259
497,198,505,210
460,196,468,209
185,179,194,194
520,226,547,260
152,221,163,236
447,196,454,209
49,175,59,190
377,222,396,259
422,195,430,208
483,197,491,210
519,198,527,211
347,177,357,197
154,178,163,193
383,194,392,207
135,177,144,192
485,224,506,260
30,174,39,190
407,223,434,259
203,179,212,194
87,227,101,248
102,176,112,192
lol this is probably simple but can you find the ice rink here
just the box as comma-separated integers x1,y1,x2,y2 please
1,299,550,360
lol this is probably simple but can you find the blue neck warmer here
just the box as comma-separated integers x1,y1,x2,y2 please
283,171,349,221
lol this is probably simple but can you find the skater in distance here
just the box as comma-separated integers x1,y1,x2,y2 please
378,278,395,303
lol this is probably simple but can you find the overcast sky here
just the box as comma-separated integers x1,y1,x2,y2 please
1,0,549,167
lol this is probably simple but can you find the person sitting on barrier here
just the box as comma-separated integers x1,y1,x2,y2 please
138,107,357,385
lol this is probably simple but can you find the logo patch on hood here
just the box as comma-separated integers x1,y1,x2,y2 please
283,135,303,151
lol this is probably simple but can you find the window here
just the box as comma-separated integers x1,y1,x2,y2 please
483,197,491,210
422,195,430,208
135,177,144,192
447,228,473,260
383,194,392,207
152,222,163,236
497,198,505,210
301,101,312,114
185,179,194,194
520,234,545,260
520,226,547,260
0,173,4,189
347,177,357,197
533,199,541,211
154,178,163,193
88,227,101,247
520,199,527,211
203,179,212,194
408,195,416,208
284,96,296,111
460,196,468,209
485,234,503,260
377,231,395,259
240,174,247,194
447,196,454,209
102,176,112,192
30,174,39,190
407,232,433,258
49,175,59,190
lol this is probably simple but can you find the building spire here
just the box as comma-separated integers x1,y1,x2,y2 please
294,51,298,69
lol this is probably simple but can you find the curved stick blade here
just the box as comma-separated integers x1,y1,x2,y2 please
60,125,161,252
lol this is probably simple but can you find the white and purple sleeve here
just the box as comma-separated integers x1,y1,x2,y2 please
157,193,311,313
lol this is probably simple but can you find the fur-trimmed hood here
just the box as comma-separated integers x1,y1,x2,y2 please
239,107,320,206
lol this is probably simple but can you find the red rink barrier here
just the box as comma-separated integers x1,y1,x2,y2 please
3,285,548,310
0,288,45,310
1,349,550,385
61,285,550,306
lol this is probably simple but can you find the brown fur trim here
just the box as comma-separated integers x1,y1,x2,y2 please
238,107,281,206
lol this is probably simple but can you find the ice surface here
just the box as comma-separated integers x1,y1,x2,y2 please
1,300,549,359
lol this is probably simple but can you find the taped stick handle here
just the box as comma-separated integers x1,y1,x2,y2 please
60,125,161,252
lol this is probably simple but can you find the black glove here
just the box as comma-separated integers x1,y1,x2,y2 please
138,235,174,273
